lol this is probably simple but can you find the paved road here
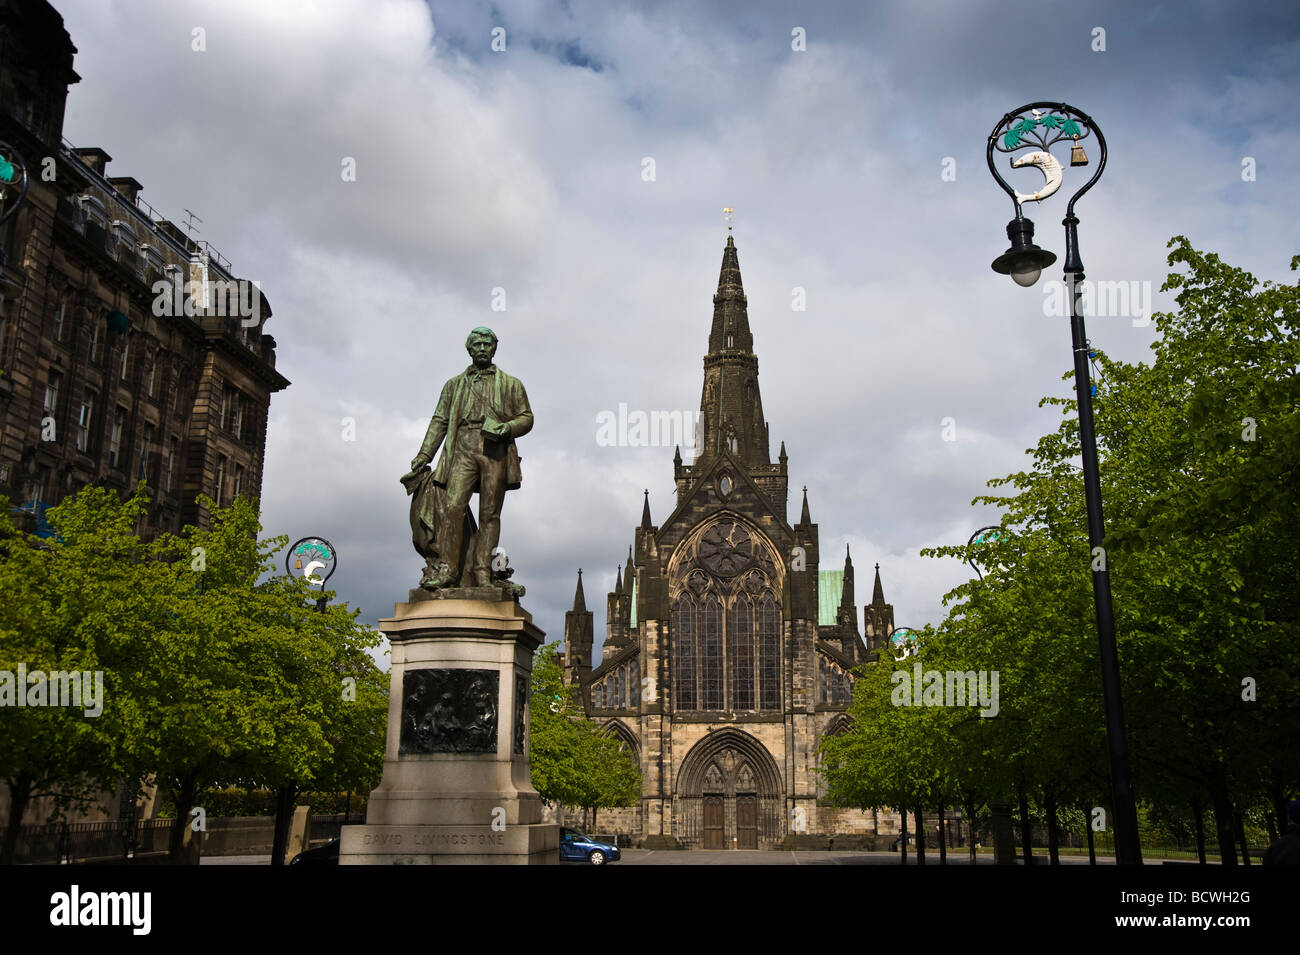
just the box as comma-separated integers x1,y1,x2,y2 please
617,849,1115,865
202,850,1117,865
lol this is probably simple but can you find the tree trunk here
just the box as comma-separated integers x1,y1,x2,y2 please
992,802,1016,864
1085,806,1096,865
1234,808,1250,866
1192,797,1207,865
1,773,34,866
167,776,198,864
1208,772,1238,866
965,793,978,865
914,807,926,865
271,785,297,867
1018,785,1033,865
1271,782,1289,837
900,808,909,865
938,807,947,865
1045,790,1060,865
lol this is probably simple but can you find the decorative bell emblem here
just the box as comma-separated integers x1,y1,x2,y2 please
1070,136,1088,167
295,556,302,569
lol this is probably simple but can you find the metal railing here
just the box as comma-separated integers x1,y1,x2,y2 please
59,137,235,276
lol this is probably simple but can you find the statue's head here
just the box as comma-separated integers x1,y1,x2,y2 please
466,326,498,369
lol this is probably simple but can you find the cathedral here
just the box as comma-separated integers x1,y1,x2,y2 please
562,233,902,848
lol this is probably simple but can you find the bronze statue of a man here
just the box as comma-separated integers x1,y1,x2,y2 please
402,326,532,591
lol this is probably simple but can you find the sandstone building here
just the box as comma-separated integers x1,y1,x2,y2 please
562,233,902,848
0,0,289,833
0,0,288,543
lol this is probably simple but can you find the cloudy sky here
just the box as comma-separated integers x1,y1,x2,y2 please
54,0,1299,664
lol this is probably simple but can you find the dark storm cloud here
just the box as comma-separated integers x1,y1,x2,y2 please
53,0,1299,666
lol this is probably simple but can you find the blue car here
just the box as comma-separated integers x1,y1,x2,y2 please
559,827,621,865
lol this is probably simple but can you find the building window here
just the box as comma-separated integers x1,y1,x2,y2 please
730,594,754,710
88,318,102,363
146,361,156,398
759,593,780,710
110,222,137,266
701,597,723,709
215,454,227,506
137,424,153,480
76,391,95,452
164,437,178,492
629,658,639,708
232,464,243,500
674,595,696,710
221,388,242,437
593,682,604,709
109,408,125,467
141,244,164,281
43,371,61,415
51,302,65,342
120,338,130,380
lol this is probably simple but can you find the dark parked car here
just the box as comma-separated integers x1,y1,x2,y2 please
558,828,620,865
289,839,340,865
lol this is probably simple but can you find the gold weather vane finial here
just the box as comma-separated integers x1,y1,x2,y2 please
723,207,734,231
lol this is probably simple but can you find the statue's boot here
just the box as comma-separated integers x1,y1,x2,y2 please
420,562,457,590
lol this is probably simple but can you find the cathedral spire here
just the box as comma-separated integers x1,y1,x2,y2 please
615,564,623,594
641,488,652,529
872,563,885,604
572,568,586,613
696,234,769,467
840,545,855,609
627,544,635,573
800,486,811,524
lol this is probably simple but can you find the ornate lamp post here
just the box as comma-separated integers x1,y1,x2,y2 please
0,143,28,225
887,625,918,662
966,525,1002,580
0,141,30,284
287,536,337,612
985,102,1141,865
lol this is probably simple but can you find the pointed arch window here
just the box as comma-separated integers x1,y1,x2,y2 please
701,597,722,709
675,595,696,710
673,521,784,713
759,593,780,710
729,593,754,710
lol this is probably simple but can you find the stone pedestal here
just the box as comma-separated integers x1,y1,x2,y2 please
340,588,559,864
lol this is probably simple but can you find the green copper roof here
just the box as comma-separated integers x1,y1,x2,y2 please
817,570,843,626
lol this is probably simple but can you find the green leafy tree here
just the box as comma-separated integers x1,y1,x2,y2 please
529,643,640,828
0,490,128,863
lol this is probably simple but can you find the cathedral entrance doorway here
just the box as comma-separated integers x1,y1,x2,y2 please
737,794,758,849
675,729,782,849
703,796,724,849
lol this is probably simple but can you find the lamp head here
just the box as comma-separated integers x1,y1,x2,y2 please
991,216,1056,287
